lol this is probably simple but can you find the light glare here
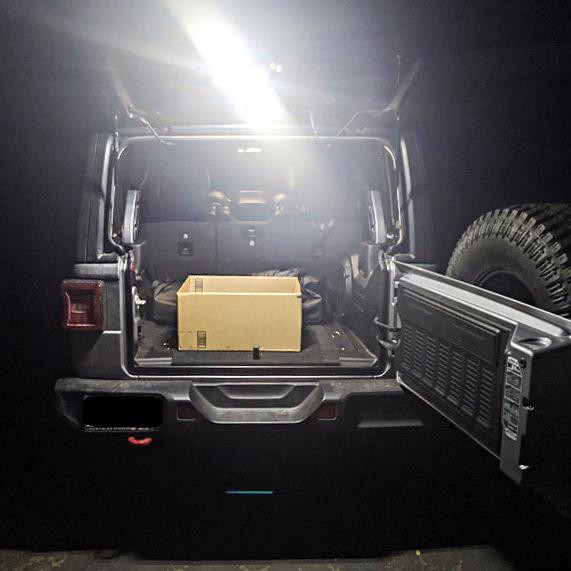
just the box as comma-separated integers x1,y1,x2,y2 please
167,0,287,124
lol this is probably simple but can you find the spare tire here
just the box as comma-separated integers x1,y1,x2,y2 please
446,204,571,318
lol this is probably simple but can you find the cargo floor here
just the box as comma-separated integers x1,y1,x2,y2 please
135,320,377,368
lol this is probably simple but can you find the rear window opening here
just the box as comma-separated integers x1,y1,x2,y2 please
115,137,395,375
83,396,163,430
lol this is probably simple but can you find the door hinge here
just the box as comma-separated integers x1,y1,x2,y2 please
374,316,400,351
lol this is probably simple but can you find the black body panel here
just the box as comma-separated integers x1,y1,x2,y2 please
76,134,117,263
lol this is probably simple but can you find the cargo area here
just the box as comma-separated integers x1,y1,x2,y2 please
132,255,381,371
118,137,391,373
136,320,377,368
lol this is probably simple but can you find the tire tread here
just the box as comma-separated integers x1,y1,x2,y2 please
447,203,571,317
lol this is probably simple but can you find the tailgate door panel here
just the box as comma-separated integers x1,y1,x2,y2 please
395,262,571,484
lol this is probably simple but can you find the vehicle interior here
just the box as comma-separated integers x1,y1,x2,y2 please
116,137,397,373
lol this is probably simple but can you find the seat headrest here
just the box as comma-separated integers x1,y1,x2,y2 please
208,190,231,217
231,190,274,221
152,163,212,221
273,193,307,218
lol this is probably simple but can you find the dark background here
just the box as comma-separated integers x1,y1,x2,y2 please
1,0,571,566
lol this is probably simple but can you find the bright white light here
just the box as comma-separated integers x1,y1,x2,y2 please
167,0,287,124
237,147,263,154
270,62,283,74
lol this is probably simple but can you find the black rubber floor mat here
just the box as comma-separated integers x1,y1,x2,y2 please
172,325,340,366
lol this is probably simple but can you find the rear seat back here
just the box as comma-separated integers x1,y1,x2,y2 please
214,153,362,274
216,220,313,274
139,162,216,280
140,221,217,281
215,218,361,275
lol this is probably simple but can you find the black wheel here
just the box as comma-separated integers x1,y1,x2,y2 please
446,204,571,318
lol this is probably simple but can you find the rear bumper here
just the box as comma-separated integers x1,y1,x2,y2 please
55,376,424,432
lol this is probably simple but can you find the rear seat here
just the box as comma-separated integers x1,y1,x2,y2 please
215,179,361,274
140,221,217,280
215,219,361,274
216,219,313,274
139,163,216,281
141,160,363,323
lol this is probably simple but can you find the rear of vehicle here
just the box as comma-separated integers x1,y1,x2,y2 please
57,127,426,433
56,126,571,511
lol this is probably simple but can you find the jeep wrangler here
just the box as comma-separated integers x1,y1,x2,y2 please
55,115,571,505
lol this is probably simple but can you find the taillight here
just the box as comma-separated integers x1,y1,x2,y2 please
60,280,104,331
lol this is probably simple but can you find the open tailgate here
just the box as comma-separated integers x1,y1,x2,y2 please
395,262,571,488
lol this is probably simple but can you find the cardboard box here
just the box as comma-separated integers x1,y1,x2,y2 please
177,275,302,352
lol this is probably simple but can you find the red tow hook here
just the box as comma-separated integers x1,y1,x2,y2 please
127,436,153,446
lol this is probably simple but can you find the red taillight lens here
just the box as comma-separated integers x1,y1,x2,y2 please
60,280,104,331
